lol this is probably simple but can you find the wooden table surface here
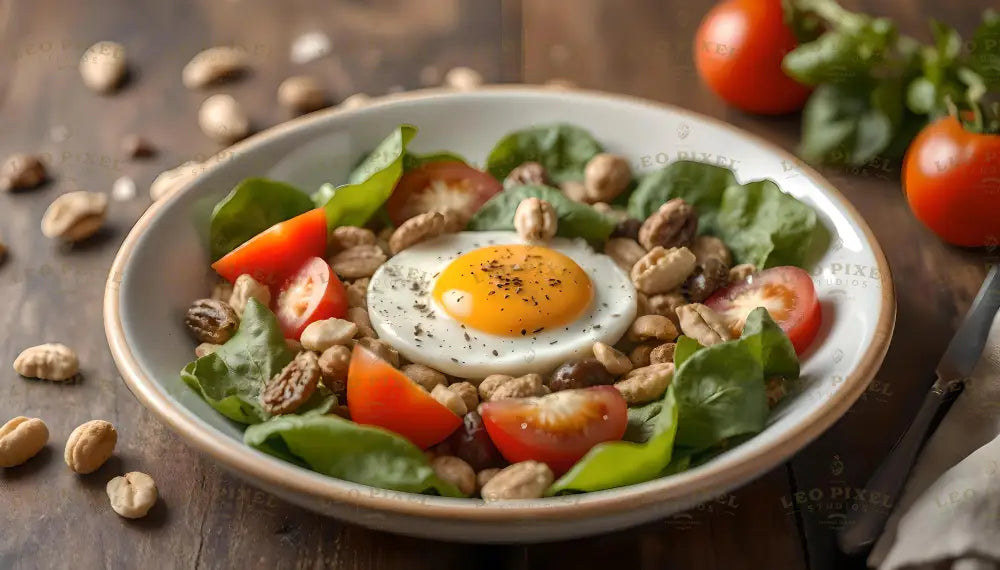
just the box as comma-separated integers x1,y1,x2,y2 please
0,0,994,568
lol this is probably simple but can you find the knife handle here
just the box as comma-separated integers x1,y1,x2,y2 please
836,377,964,556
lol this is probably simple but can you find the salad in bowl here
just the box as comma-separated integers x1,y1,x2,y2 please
178,121,828,500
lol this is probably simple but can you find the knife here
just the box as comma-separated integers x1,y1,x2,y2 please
837,264,1000,556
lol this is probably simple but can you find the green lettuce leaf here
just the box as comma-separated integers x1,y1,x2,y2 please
181,299,294,424
714,179,820,269
547,387,678,495
313,125,417,230
181,299,336,425
485,124,603,185
467,184,617,246
209,178,314,261
626,161,824,268
244,413,466,497
673,308,800,451
673,336,703,368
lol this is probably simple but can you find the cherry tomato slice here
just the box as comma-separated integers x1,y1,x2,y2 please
385,162,502,227
479,386,628,475
347,345,462,449
274,257,347,340
211,208,328,288
705,266,821,354
694,0,812,115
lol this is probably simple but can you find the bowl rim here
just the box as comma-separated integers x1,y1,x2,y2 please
104,85,895,521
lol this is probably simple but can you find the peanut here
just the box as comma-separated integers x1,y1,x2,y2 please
0,417,49,468
106,472,158,519
65,420,117,474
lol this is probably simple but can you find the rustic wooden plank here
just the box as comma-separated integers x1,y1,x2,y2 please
0,0,503,568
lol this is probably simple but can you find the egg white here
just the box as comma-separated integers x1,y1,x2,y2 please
367,231,638,378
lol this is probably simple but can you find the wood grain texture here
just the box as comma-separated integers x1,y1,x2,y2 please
0,0,994,568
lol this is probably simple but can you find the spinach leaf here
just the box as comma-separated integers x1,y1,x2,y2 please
627,161,737,223
623,399,665,444
547,387,679,495
403,151,467,170
314,125,417,230
181,299,294,425
209,178,314,261
741,307,800,379
485,124,603,185
673,336,703,368
467,184,617,245
673,309,799,451
673,341,768,451
626,161,823,268
244,413,466,497
714,179,820,268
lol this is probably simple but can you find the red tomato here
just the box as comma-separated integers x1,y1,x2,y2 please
211,208,328,287
694,0,812,115
479,386,628,475
705,266,821,354
385,162,502,226
274,257,347,339
903,116,1000,247
347,345,462,449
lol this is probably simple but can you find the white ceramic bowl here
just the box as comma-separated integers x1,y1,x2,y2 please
105,87,894,543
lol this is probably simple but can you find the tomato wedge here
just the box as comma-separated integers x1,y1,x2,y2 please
385,162,502,226
347,345,462,449
705,266,821,354
274,257,347,339
479,386,628,475
211,208,328,288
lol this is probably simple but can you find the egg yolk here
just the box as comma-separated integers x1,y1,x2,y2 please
432,244,594,336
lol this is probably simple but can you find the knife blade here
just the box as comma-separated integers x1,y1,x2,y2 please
838,264,1000,556
935,264,1000,389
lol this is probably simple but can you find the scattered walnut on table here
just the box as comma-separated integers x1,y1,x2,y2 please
182,46,248,89
260,351,321,415
13,343,79,381
41,191,108,242
107,472,158,519
277,75,328,113
0,417,49,468
0,153,47,192
79,41,127,94
65,420,117,474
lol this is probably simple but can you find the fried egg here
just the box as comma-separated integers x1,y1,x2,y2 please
367,231,637,378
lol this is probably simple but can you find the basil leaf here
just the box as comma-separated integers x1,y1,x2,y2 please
673,336,703,368
403,151,467,170
315,125,417,230
467,184,616,245
209,178,314,261
547,386,678,495
181,299,294,425
969,10,1000,89
673,340,768,451
244,413,466,497
782,18,899,86
485,124,603,185
627,161,736,223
